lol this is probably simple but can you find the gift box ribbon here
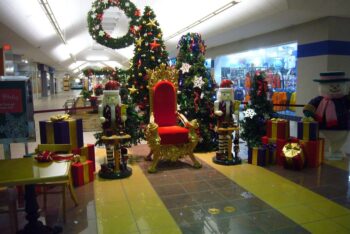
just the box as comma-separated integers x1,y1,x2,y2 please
50,114,70,122
83,162,90,184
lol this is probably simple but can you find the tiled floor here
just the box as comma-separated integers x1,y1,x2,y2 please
1,90,350,233
137,153,309,234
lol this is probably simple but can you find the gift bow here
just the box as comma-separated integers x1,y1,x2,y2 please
50,114,70,122
270,118,286,122
283,143,301,158
35,150,55,162
302,116,315,122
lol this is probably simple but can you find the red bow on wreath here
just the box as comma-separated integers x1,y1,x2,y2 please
257,80,268,96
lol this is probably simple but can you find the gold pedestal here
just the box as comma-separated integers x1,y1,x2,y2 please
99,134,132,179
214,126,241,165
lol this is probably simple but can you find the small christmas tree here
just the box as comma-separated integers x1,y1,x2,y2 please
240,71,274,147
119,71,143,145
128,6,168,127
176,33,217,152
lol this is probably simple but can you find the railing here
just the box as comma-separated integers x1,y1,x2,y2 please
63,98,76,114
34,106,93,114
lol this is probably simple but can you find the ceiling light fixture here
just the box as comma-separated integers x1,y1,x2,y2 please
86,56,109,61
38,0,76,62
164,0,241,41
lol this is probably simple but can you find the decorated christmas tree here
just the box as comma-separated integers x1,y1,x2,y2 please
128,6,168,126
176,33,217,152
119,70,143,145
240,71,274,147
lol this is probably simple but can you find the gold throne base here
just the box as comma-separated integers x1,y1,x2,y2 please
145,121,202,173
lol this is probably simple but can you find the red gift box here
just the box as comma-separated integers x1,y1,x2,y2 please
261,136,287,165
72,144,96,171
300,138,325,168
281,143,305,170
71,160,94,187
266,119,290,140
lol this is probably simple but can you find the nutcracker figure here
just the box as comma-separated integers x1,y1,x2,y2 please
213,79,241,165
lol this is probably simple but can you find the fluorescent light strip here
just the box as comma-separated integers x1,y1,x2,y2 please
38,0,76,62
38,0,65,43
86,56,109,61
164,0,240,41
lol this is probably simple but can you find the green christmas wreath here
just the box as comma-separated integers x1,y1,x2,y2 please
87,0,141,49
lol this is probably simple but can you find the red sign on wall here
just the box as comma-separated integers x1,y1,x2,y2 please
2,44,11,51
0,89,23,113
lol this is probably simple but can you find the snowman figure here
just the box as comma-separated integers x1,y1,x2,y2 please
303,71,350,159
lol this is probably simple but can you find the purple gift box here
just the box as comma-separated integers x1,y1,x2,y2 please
297,121,318,141
39,119,83,148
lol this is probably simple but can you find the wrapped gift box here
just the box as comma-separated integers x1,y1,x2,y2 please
281,143,305,170
300,138,325,168
39,119,83,149
261,136,287,165
265,144,277,165
72,144,96,171
71,160,94,187
266,119,290,140
248,147,268,167
297,120,319,141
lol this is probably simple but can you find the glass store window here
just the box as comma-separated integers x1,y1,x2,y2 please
214,42,297,115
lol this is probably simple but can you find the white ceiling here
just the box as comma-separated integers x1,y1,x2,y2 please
0,0,349,77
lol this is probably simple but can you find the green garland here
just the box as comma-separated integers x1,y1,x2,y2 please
82,67,118,79
87,0,140,49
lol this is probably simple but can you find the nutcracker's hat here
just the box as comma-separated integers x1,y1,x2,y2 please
313,71,350,83
103,80,120,96
219,79,233,93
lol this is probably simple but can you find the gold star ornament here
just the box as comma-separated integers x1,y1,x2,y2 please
146,19,157,28
135,37,143,47
128,85,138,94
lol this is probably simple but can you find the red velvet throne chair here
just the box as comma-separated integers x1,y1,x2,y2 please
145,64,202,173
